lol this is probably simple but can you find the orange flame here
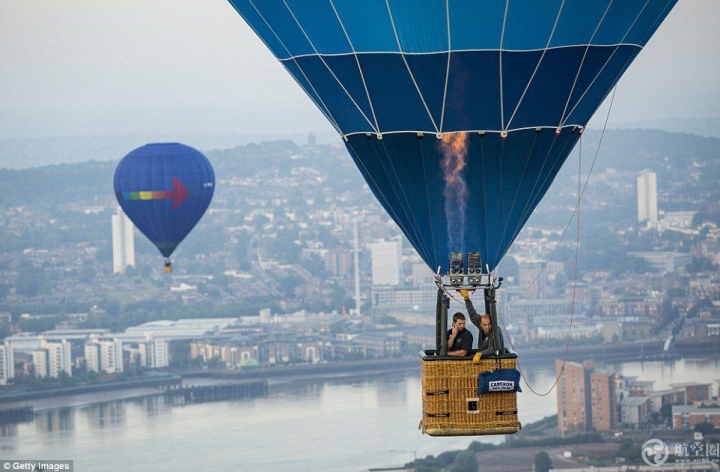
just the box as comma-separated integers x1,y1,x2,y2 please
438,132,469,252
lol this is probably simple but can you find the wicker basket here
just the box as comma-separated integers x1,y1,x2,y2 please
419,351,522,436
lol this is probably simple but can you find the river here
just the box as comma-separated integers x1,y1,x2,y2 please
1,357,718,471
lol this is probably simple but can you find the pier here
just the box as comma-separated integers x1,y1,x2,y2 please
0,405,34,424
163,381,268,405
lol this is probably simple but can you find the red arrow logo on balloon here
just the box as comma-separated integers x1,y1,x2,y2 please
116,176,189,210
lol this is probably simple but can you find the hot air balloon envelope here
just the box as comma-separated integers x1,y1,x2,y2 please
227,0,676,272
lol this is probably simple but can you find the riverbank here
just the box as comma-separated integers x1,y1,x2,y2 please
0,358,420,411
2,339,716,409
0,375,182,405
181,338,719,382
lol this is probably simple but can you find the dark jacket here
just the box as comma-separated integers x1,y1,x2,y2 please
446,327,473,356
465,298,505,356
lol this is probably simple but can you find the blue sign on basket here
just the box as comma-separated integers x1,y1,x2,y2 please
477,369,522,395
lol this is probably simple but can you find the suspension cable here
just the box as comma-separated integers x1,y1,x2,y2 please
499,87,619,396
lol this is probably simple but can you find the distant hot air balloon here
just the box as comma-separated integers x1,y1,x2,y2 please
114,143,215,273
226,0,676,436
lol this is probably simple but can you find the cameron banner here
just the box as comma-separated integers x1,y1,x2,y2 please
477,369,522,395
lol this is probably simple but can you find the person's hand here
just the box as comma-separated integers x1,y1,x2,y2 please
459,289,469,299
473,352,482,364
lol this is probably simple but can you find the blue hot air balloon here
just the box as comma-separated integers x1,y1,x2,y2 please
114,143,215,273
227,0,677,438
229,0,676,436
227,0,676,273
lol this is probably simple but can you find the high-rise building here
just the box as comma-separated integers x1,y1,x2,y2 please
84,343,101,373
33,349,49,378
33,337,72,379
0,342,14,385
86,336,124,373
411,263,434,287
556,360,616,433
40,337,72,378
141,335,169,369
637,170,658,225
589,370,616,431
324,249,352,276
112,206,135,274
371,239,402,286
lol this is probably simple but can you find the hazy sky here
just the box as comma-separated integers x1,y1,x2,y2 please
1,0,719,140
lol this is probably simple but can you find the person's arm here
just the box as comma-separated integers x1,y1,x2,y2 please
447,328,472,356
461,292,482,328
447,330,458,353
479,329,504,356
447,348,467,357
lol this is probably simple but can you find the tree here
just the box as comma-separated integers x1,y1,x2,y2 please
268,228,302,263
617,439,641,464
78,264,96,283
660,404,673,424
277,273,305,293
468,441,496,452
534,451,553,472
16,265,48,296
695,422,715,435
376,315,397,325
450,450,478,472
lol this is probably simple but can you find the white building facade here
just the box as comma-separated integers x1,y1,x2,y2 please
112,206,135,274
141,335,169,368
0,342,14,385
85,336,124,373
42,337,72,378
637,170,658,225
33,349,49,378
370,239,402,286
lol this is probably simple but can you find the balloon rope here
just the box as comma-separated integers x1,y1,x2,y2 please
506,134,576,257
558,1,613,126
353,138,431,264
493,129,575,267
480,136,489,263
282,1,377,133
328,0,381,131
504,0,566,131
503,87,616,308
498,0,509,130
491,130,542,266
501,86,618,396
378,138,433,258
498,138,580,397
419,139,439,267
243,1,343,134
561,1,650,127
384,0,440,133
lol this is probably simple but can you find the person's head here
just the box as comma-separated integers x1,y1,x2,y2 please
452,312,466,331
480,314,492,335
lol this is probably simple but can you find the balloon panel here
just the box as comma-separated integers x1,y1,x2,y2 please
228,0,676,270
344,129,580,271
